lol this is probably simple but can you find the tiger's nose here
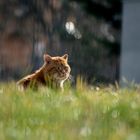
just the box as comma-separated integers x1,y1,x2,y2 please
62,70,65,74
61,68,68,74
64,67,69,72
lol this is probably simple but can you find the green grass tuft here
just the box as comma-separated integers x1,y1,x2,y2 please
0,82,140,140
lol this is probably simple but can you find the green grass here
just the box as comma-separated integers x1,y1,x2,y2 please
0,82,140,140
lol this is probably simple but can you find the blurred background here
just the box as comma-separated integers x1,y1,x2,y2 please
0,0,122,84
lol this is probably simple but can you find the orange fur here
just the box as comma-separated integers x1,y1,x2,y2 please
17,54,71,90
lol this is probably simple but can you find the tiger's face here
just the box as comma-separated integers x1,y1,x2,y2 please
43,54,71,82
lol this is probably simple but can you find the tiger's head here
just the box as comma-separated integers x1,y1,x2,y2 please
43,54,71,82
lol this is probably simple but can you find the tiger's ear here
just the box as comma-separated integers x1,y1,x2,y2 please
62,54,68,61
44,54,52,64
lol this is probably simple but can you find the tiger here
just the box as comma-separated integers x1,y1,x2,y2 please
17,53,71,90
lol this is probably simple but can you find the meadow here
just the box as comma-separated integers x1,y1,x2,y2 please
0,81,140,140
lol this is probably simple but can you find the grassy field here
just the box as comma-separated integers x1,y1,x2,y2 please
0,82,140,140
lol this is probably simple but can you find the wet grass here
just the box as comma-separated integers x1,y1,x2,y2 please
0,82,140,140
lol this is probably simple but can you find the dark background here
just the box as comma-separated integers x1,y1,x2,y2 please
0,0,122,84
